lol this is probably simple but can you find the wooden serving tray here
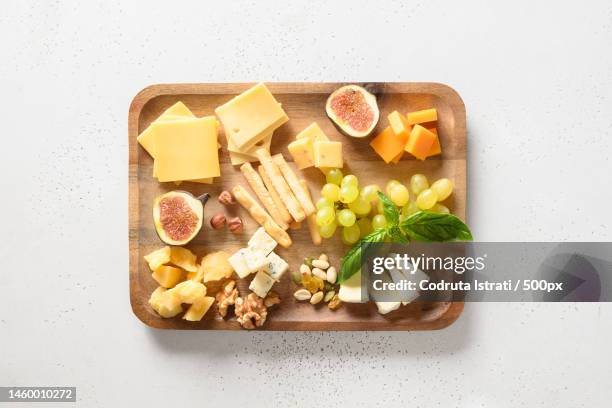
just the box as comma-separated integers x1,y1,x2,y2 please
129,83,466,330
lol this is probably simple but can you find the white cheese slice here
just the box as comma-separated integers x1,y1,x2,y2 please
338,270,367,303
249,271,275,298
247,227,277,255
375,301,401,315
228,249,252,279
265,251,288,281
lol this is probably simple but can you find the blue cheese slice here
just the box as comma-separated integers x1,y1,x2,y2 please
249,271,275,298
247,227,277,255
243,247,269,273
228,249,252,279
264,252,288,281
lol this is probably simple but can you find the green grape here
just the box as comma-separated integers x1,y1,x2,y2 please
389,183,410,207
321,183,340,202
325,168,343,185
319,220,337,238
410,174,429,196
416,189,437,210
337,209,356,227
357,217,372,238
385,179,401,196
348,197,371,216
372,214,387,230
342,224,361,245
431,203,450,214
361,184,381,203
402,201,420,219
316,207,335,226
341,174,359,189
316,197,334,210
430,178,454,201
339,185,359,203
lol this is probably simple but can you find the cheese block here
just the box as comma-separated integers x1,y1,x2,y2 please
152,117,220,182
249,271,275,298
228,249,252,279
264,252,288,281
426,128,441,157
248,227,278,256
183,296,215,321
226,131,273,154
287,137,314,169
137,102,195,157
388,111,412,140
370,126,407,164
242,247,269,274
215,83,288,150
338,270,367,303
313,141,343,169
406,108,437,125
295,122,329,142
405,125,436,161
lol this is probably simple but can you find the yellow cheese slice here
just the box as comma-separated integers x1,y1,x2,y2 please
152,117,220,182
295,122,329,142
215,83,288,150
226,131,273,154
137,102,195,157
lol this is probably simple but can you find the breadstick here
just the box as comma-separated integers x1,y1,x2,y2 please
300,180,322,245
289,221,302,230
232,185,292,248
258,165,293,225
255,148,305,222
272,154,316,216
240,162,288,230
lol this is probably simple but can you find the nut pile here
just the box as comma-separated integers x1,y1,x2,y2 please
292,253,341,310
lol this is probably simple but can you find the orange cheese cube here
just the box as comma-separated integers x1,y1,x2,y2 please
426,128,441,157
405,125,436,160
407,108,437,125
370,126,407,163
391,151,403,164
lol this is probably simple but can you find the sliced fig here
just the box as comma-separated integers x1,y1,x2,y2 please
325,85,379,138
153,191,209,246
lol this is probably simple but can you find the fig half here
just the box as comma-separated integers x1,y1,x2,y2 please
325,85,379,138
152,191,209,246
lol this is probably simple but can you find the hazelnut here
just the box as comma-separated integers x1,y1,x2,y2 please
210,213,226,229
218,190,235,206
227,216,243,234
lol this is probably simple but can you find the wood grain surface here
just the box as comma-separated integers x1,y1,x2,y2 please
129,82,467,330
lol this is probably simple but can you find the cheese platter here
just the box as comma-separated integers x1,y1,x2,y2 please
129,82,468,330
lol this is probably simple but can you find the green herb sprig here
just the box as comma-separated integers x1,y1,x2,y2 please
338,191,473,283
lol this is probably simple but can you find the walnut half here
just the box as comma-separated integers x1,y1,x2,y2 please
235,293,268,329
216,280,238,318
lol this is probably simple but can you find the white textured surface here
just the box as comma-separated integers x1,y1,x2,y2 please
2,0,612,406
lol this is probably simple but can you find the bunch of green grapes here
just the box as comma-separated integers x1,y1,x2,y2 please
316,169,455,245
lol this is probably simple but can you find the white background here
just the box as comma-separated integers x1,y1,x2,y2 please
2,0,612,406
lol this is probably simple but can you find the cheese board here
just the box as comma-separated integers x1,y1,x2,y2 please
129,82,467,330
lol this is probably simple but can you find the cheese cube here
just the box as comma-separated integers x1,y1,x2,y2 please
264,252,288,281
313,141,343,169
405,125,436,161
183,296,215,321
295,122,329,142
249,271,275,298
247,227,277,255
243,247,269,273
388,111,412,140
406,108,437,125
137,102,195,157
287,137,314,169
375,301,402,315
152,117,221,182
215,83,288,150
426,128,441,157
228,249,252,279
370,126,407,164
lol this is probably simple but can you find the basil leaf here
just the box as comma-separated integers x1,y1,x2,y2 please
377,191,399,226
389,226,408,244
339,228,388,283
400,211,473,242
